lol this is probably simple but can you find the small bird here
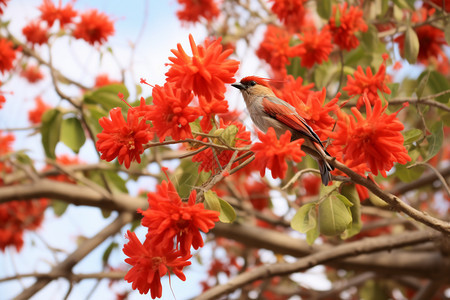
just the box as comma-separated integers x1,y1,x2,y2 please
232,76,334,185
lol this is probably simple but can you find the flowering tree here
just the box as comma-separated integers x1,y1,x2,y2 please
1,0,450,299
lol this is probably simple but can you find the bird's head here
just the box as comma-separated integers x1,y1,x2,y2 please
231,76,275,99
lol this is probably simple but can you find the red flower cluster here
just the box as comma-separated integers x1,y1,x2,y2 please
22,21,49,45
0,38,17,74
123,178,219,298
289,26,333,68
396,25,447,64
28,96,51,124
39,0,77,28
330,98,411,177
20,65,44,84
0,198,48,252
123,230,191,298
192,120,251,173
147,83,199,142
256,25,292,72
251,127,305,179
73,9,115,46
269,0,308,31
329,3,368,51
176,0,220,24
0,130,48,252
94,74,120,87
0,0,8,15
343,54,391,108
166,34,239,101
96,107,152,168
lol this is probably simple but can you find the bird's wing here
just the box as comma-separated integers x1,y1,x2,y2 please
262,96,324,147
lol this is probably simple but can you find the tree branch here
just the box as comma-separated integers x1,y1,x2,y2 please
198,229,443,299
326,157,450,234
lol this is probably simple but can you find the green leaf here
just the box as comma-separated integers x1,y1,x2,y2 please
52,200,69,216
393,0,415,9
317,0,331,19
415,70,430,99
319,194,353,236
204,190,221,212
61,117,86,153
218,124,238,147
395,163,425,182
340,184,362,239
41,108,63,159
361,25,379,52
404,26,419,64
104,171,128,193
173,159,200,198
402,128,422,145
102,242,118,265
427,71,450,103
291,203,317,233
218,198,236,223
425,121,444,161
83,84,130,112
84,104,108,137
306,222,320,245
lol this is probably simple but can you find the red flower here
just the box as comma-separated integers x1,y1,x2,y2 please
20,65,44,84
301,174,321,196
198,95,229,130
244,179,271,211
39,0,77,28
329,3,368,51
28,96,51,124
176,0,220,24
343,54,391,108
256,25,292,71
147,82,199,142
331,98,411,177
0,198,48,252
251,127,305,179
73,9,115,46
0,95,4,109
123,230,191,298
96,107,152,168
0,130,14,155
0,38,17,74
275,75,315,103
140,180,220,254
94,74,120,87
289,26,333,68
166,34,239,101
22,20,49,45
269,0,308,31
192,120,251,173
0,0,8,15
395,25,447,64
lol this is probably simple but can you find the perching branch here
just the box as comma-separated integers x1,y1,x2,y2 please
326,157,450,234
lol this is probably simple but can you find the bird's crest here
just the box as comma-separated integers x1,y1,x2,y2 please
240,76,271,88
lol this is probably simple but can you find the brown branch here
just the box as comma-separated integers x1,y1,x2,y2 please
326,157,450,234
15,212,133,300
198,229,443,299
0,271,126,283
390,165,450,195
0,179,146,212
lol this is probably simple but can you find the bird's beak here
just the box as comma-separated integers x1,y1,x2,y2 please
231,82,245,90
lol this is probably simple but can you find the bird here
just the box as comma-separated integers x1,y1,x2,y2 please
232,76,334,185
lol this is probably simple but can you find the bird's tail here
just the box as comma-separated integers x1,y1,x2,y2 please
318,159,333,186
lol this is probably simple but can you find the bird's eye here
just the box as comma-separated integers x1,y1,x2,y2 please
249,81,256,86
